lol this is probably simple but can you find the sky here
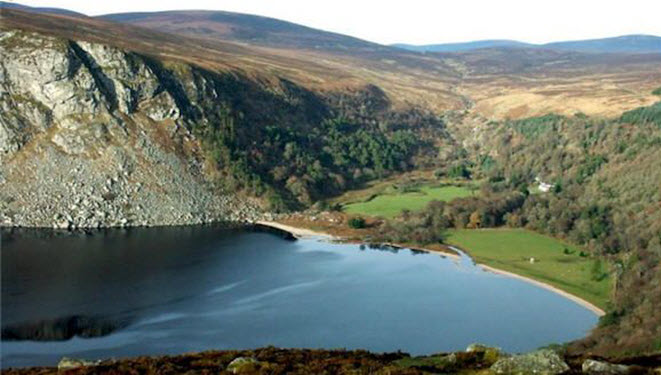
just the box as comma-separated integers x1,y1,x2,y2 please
7,0,661,45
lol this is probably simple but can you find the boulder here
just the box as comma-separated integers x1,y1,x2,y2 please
466,343,502,364
57,357,100,370
467,343,490,352
227,357,260,374
490,349,569,375
582,359,630,374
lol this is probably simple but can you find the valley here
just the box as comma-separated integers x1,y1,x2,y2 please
1,1,661,372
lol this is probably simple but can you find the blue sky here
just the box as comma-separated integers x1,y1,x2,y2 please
8,0,661,45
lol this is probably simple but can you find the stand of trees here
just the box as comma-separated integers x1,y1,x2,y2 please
189,72,447,211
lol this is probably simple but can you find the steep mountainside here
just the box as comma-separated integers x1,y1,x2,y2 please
0,29,258,227
0,10,450,227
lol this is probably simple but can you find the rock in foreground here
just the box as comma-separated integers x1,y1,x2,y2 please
490,349,570,375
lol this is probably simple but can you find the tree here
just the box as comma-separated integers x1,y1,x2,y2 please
348,217,366,229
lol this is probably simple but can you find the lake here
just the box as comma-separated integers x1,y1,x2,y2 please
1,225,598,368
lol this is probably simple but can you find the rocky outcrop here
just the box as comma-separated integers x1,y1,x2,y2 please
226,357,261,374
57,357,101,370
0,30,260,227
490,349,570,375
582,359,631,375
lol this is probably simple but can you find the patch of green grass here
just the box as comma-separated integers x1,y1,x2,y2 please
652,87,661,96
446,228,611,309
343,184,475,218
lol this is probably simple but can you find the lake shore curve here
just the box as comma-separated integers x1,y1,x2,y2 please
255,220,606,317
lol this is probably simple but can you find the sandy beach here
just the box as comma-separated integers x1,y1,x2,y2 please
477,264,606,316
256,221,334,239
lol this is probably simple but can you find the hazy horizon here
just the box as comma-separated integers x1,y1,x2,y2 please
5,0,661,46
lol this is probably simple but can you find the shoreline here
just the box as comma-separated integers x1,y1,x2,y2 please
477,264,605,316
255,221,335,239
257,220,605,317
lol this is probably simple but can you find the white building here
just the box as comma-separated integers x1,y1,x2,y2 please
535,177,554,193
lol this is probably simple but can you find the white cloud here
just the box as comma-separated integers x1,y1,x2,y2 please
9,0,661,45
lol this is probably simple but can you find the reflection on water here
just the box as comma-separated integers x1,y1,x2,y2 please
1,225,598,368
2,315,131,341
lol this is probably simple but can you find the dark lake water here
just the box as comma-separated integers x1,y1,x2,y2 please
1,225,598,368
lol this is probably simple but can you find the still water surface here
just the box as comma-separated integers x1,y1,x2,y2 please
1,226,597,367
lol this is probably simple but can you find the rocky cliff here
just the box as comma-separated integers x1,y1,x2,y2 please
0,30,262,228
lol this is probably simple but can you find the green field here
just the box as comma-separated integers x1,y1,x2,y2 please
343,184,475,218
446,228,611,309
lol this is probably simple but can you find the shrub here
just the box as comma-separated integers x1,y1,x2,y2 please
598,309,625,327
348,217,366,229
447,164,471,179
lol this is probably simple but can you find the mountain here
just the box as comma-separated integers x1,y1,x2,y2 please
96,8,661,119
0,0,85,17
100,10,394,54
394,34,661,53
393,40,533,52
545,34,661,53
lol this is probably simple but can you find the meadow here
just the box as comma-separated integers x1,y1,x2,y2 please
445,228,611,309
342,183,476,218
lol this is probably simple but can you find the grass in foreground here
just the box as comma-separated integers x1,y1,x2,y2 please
445,228,611,309
343,184,476,218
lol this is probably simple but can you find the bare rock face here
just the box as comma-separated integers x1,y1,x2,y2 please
0,30,260,228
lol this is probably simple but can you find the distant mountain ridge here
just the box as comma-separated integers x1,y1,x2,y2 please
0,1,85,17
393,40,533,52
3,2,658,55
395,34,661,53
